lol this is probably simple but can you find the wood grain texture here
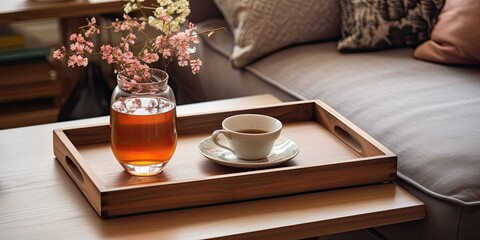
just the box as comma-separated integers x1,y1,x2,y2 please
0,106,59,129
0,80,62,102
0,61,56,87
0,95,424,239
53,100,397,217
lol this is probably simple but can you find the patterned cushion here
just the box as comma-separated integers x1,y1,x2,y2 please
214,0,340,68
413,0,480,65
338,0,443,52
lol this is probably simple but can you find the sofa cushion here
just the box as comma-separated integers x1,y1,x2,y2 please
338,0,442,52
414,0,480,65
214,0,340,68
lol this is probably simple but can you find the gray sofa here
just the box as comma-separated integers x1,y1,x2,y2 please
170,1,480,239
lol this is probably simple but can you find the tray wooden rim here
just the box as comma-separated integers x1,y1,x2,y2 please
53,100,398,217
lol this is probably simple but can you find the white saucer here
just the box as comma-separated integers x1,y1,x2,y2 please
198,136,299,169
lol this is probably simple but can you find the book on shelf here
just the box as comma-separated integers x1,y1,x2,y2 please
0,34,25,51
0,44,58,87
0,46,51,65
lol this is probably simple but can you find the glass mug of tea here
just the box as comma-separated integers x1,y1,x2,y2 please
212,114,282,160
110,69,177,176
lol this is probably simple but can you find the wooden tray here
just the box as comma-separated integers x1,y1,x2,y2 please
53,100,397,218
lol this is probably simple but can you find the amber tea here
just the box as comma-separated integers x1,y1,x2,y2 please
111,96,177,170
237,129,269,134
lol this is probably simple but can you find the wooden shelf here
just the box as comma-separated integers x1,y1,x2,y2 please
0,58,62,128
0,98,59,129
0,0,123,24
0,60,56,87
0,80,62,102
0,0,127,129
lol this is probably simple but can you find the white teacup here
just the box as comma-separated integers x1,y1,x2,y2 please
212,114,282,160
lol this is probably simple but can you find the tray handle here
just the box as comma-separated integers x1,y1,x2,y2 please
65,155,85,186
334,125,363,154
54,129,87,187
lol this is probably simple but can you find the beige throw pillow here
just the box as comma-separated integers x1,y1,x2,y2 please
214,0,340,68
414,0,480,65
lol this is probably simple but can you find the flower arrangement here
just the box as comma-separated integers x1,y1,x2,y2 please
53,0,224,83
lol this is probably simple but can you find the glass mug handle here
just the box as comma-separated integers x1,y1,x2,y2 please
212,130,236,154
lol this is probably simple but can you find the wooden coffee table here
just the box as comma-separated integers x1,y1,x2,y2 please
0,94,424,239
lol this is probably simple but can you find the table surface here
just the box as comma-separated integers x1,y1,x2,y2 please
0,94,425,239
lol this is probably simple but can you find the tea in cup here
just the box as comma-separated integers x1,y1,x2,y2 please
212,114,282,160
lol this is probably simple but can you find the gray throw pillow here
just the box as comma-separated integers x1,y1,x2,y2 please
214,0,341,68
338,0,443,52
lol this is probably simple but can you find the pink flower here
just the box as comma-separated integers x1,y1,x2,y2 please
100,45,115,64
158,13,172,23
75,34,86,43
162,48,172,58
67,54,88,67
85,41,94,53
70,42,84,54
178,60,188,67
142,50,159,63
190,59,202,75
52,1,225,83
125,33,136,45
69,33,78,41
53,47,66,60
85,17,100,37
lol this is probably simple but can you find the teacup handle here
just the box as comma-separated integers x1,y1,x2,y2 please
212,130,236,154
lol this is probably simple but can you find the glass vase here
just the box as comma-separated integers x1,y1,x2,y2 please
110,69,177,176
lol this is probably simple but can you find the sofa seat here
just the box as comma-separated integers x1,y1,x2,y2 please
246,36,480,208
170,18,480,240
